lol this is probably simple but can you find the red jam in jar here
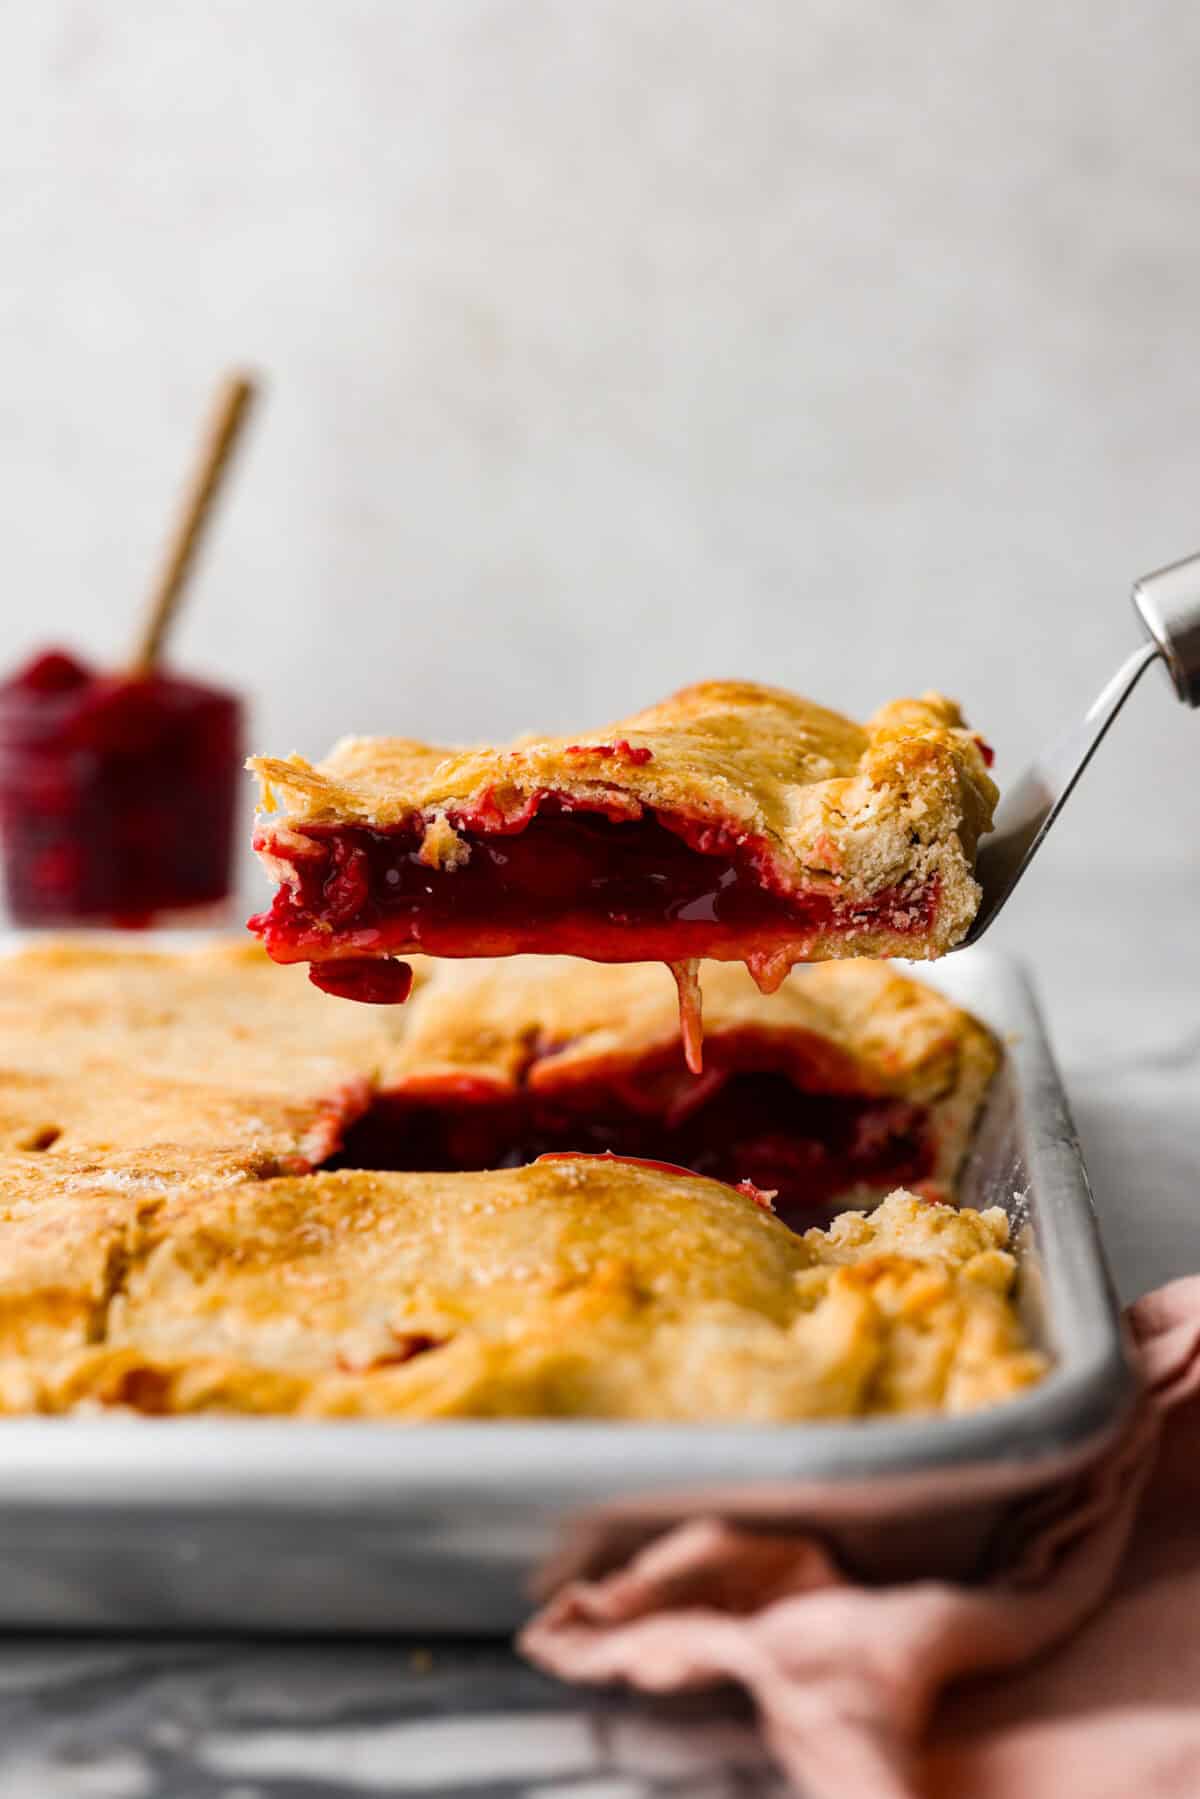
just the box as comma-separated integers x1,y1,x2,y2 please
0,647,243,927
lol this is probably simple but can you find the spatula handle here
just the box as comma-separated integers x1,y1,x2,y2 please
1133,552,1200,706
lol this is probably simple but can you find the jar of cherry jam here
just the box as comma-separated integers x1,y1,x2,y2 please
0,648,243,928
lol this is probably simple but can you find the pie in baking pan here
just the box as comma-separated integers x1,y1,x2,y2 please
0,939,1040,1419
248,680,997,1067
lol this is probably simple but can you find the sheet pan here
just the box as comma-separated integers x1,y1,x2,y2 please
0,944,1132,1631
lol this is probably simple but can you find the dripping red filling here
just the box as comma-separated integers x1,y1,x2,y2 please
325,1070,934,1229
309,959,414,1005
250,798,939,974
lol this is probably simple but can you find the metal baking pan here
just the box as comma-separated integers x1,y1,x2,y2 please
0,945,1132,1633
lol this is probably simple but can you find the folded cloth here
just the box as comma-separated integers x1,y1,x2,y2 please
521,1275,1200,1799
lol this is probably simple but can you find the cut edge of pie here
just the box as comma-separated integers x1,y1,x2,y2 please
0,940,998,1234
343,955,999,1225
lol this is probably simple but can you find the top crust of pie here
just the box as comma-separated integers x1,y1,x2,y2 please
249,682,998,948
0,939,416,1175
24,1173,1046,1422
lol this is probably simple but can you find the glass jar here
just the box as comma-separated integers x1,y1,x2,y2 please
0,648,244,927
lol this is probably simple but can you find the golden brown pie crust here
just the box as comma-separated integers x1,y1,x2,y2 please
28,1173,1045,1421
0,939,1036,1420
0,939,419,1172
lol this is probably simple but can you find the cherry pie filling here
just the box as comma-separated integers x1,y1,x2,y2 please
251,796,940,1032
325,1059,935,1228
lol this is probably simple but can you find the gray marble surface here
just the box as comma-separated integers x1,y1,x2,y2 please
0,1641,785,1799
0,869,1196,1798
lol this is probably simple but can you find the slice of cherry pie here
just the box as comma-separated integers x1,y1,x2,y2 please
247,681,997,1069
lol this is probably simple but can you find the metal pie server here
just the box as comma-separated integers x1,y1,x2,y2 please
962,549,1200,944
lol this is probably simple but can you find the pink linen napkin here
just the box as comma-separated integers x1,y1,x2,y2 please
521,1276,1200,1799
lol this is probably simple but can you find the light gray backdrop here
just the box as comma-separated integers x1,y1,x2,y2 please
2,3,1197,896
